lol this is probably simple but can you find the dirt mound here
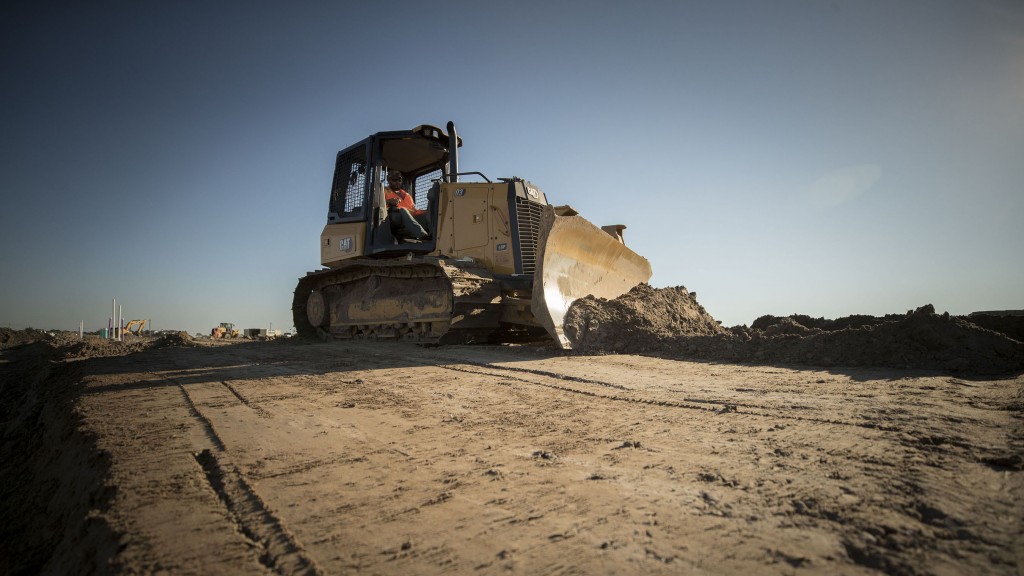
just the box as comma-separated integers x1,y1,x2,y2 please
965,312,1024,342
0,329,205,361
0,336,118,573
0,330,122,359
57,337,150,360
751,313,895,332
153,331,200,348
59,331,203,358
562,284,726,350
0,328,57,349
565,290,1024,375
750,307,1024,343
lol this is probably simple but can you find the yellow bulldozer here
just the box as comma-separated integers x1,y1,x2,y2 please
293,121,651,348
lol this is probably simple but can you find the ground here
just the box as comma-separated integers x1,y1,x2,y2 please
1,329,1021,575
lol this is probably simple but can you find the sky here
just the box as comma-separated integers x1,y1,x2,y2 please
2,0,1022,334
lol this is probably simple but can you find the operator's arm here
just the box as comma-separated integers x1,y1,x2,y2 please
394,191,416,211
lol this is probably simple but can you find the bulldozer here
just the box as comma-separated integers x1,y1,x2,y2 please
293,121,652,348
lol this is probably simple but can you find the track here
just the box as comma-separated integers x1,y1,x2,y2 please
293,259,519,344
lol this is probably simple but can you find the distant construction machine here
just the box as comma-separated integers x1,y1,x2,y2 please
211,323,240,339
123,319,147,337
293,121,652,347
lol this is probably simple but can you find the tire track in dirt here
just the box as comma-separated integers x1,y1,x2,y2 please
173,378,323,575
434,361,907,433
193,449,323,576
367,346,905,431
220,379,273,418
249,455,370,481
176,380,227,452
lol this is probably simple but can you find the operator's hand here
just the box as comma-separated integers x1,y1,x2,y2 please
386,198,398,208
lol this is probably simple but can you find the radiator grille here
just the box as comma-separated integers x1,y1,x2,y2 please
514,197,545,275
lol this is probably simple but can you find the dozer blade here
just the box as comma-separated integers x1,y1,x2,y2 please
531,206,653,348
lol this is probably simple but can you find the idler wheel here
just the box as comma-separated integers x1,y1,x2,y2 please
306,291,326,328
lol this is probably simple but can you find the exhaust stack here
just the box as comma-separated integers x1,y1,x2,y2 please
447,121,459,182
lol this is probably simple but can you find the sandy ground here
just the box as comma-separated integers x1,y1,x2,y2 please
2,335,1022,575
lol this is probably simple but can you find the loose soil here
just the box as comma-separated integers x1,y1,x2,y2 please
564,284,1024,375
1,309,1022,574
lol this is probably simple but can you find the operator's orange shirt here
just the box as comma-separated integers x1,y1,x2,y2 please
384,187,424,215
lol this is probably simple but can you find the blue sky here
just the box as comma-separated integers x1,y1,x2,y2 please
2,0,1021,333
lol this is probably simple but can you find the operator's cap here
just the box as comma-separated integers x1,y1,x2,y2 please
387,169,403,181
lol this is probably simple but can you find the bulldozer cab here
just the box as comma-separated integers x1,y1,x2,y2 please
326,124,462,255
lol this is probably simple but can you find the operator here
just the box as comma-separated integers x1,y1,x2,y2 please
383,170,428,239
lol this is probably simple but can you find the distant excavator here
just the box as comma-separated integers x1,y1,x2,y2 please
123,319,147,337
293,121,652,348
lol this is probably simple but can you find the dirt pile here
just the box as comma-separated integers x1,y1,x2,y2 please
565,287,1024,374
562,284,726,348
0,330,122,359
58,336,150,359
1,327,56,349
0,335,118,573
965,313,1024,342
0,329,205,361
152,331,200,348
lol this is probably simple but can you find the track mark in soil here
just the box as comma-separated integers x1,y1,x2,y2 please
440,358,631,391
176,383,227,452
220,380,272,418
438,363,906,433
251,455,370,480
194,449,323,576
